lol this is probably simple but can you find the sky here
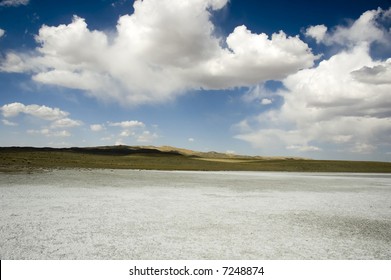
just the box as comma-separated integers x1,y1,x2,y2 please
0,0,391,161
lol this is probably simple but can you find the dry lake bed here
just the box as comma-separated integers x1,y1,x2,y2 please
1,169,390,259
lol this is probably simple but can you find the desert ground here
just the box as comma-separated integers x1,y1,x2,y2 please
1,169,390,259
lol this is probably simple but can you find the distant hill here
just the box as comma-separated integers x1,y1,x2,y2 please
1,145,390,173
0,145,307,160
0,145,183,157
131,145,308,160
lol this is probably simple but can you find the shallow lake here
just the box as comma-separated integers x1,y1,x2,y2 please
1,169,390,259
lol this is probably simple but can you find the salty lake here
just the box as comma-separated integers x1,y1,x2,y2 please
1,169,390,259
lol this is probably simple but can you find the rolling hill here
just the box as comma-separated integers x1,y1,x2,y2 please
0,145,390,173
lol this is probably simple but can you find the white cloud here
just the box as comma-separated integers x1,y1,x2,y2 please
0,0,29,7
90,124,105,132
188,137,195,142
307,8,390,47
0,53,35,72
351,60,391,85
108,120,145,129
50,118,83,128
0,28,4,38
305,24,327,43
1,102,82,140
33,70,113,92
119,130,135,137
1,102,69,120
2,119,17,126
202,26,315,88
0,0,316,105
260,98,272,105
108,119,157,143
235,9,391,158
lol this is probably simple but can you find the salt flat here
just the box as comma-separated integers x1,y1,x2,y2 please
1,169,390,259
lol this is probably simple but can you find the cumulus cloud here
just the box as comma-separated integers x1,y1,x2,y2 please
0,102,159,144
0,0,29,7
1,102,69,120
351,60,391,85
201,26,315,88
235,9,391,158
305,24,327,43
0,0,316,105
107,119,158,144
306,8,391,47
0,28,4,38
0,53,35,72
1,102,82,139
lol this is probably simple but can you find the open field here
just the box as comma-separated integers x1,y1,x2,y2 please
1,146,390,173
1,169,390,259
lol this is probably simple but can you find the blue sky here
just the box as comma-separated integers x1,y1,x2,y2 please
1,0,391,161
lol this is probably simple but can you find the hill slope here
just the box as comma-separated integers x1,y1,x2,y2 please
0,145,390,173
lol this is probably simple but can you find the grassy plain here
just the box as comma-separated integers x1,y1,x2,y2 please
1,146,390,173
